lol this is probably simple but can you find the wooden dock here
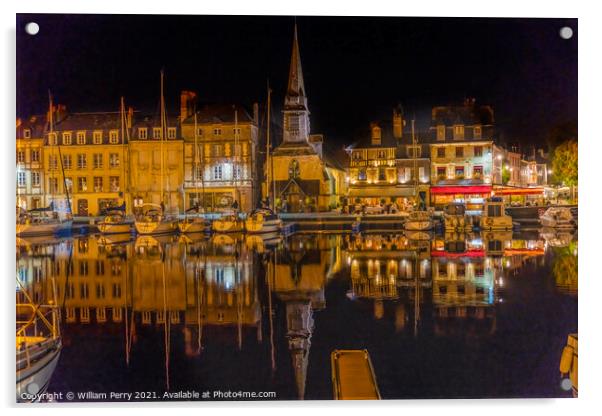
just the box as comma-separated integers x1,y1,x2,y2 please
331,349,381,400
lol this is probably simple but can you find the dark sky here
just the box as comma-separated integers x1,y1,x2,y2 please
17,14,577,149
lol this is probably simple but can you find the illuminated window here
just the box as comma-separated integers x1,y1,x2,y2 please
48,133,58,145
109,153,119,168
474,125,482,139
437,125,445,141
213,165,223,180
93,176,103,192
31,172,40,187
437,147,445,158
93,153,103,169
31,149,40,162
437,167,446,177
77,131,86,144
62,132,72,145
63,154,72,170
455,166,465,177
93,131,103,144
474,146,483,157
167,127,176,139
109,176,120,192
358,168,367,181
109,130,119,144
473,166,483,178
77,154,87,169
17,172,26,187
453,125,464,140
23,129,31,139
138,128,148,139
153,127,162,139
17,150,25,163
288,159,300,179
77,176,87,192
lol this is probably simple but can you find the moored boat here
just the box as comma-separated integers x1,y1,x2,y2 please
16,203,72,237
134,203,177,235
178,207,210,234
404,210,434,231
443,202,471,231
97,209,132,234
212,210,244,233
480,197,513,230
540,207,577,229
245,208,282,234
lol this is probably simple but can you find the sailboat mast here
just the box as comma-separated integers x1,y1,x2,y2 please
266,83,272,210
50,91,72,216
160,70,165,209
234,108,240,207
412,118,417,200
120,97,128,213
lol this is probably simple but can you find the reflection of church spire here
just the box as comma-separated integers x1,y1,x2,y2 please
285,300,314,400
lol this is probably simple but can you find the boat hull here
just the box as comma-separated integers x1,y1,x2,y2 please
540,217,576,229
134,220,177,235
178,220,207,233
404,220,433,231
16,221,72,237
245,219,282,234
16,340,61,403
480,216,513,230
212,220,244,233
97,222,132,234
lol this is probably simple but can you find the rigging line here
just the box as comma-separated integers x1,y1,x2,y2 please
162,248,171,391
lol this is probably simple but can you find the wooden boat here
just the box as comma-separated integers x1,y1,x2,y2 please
331,349,381,400
16,203,72,237
443,202,471,231
212,209,244,233
134,203,177,235
404,210,434,231
97,209,132,234
480,197,513,231
178,207,209,234
540,207,577,229
245,208,282,234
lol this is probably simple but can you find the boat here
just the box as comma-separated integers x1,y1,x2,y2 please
134,203,177,235
540,207,577,229
559,333,578,397
443,202,472,231
178,207,209,234
245,208,282,234
16,284,62,402
212,209,244,233
331,349,381,400
404,210,434,231
480,197,513,230
16,206,72,237
97,206,132,235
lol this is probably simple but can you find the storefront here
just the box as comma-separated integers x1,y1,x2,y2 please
347,186,417,213
491,186,544,206
430,185,492,212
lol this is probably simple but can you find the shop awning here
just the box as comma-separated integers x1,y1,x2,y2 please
348,186,416,198
430,185,492,195
492,187,544,196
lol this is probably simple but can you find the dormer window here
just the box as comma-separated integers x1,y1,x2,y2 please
48,133,57,145
474,125,482,139
453,125,465,140
93,131,103,144
23,129,31,139
371,124,381,145
437,125,446,141
167,127,176,139
213,128,222,136
109,130,119,144
62,132,72,145
138,128,147,140
196,127,203,136
153,127,162,139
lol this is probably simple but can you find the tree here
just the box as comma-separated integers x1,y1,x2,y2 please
551,139,578,187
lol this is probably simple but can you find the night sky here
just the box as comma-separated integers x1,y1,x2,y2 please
17,14,577,149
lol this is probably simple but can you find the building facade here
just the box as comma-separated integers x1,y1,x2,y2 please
180,92,259,213
16,115,47,210
270,25,346,212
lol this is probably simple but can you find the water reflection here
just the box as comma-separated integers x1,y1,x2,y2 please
15,229,577,400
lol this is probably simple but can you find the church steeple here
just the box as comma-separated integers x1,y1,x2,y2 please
283,23,311,145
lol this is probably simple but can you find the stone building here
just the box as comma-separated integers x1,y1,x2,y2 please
16,114,47,210
270,25,346,212
179,91,259,212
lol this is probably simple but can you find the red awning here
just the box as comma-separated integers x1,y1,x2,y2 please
492,187,544,196
430,185,492,195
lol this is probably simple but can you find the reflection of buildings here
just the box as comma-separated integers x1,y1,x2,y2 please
269,234,342,399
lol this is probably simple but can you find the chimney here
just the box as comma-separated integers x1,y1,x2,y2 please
253,102,259,125
393,107,403,140
127,107,134,129
370,122,381,146
55,104,68,123
180,90,197,121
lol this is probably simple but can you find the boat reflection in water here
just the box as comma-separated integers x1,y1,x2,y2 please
16,229,576,400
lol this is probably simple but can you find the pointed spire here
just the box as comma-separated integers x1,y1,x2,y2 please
287,22,305,98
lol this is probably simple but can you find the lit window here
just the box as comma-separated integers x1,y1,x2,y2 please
436,167,446,177
63,154,72,170
31,149,40,162
93,131,103,144
453,125,464,140
473,166,483,178
62,132,72,145
213,128,222,136
17,172,26,187
23,129,31,139
77,154,87,169
110,176,120,192
213,165,223,180
77,176,87,192
167,127,176,139
109,130,119,144
77,131,86,145
17,150,25,163
48,133,57,145
109,153,120,168
455,166,465,177
153,127,162,139
93,176,103,192
139,128,148,139
93,153,103,169
31,172,40,187
474,125,482,139
437,125,445,141
358,168,367,181
65,177,73,194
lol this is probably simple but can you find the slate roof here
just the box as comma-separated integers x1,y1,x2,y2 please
431,102,494,126
17,114,47,139
182,104,255,125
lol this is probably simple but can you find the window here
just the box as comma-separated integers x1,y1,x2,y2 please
456,147,464,158
48,178,59,193
65,177,73,194
93,153,103,169
93,131,103,144
453,125,464,140
233,127,241,135
213,128,222,136
17,172,26,187
407,145,421,158
31,149,40,162
213,165,223,180
455,166,465,177
167,127,176,139
93,176,103,192
487,205,502,217
77,131,86,144
62,132,72,145
49,155,58,170
196,127,203,136
474,125,482,139
17,150,25,163
31,172,40,187
77,177,87,192
288,115,300,136
233,165,243,179
473,166,483,178
437,167,446,177
377,150,386,159
437,125,446,141
288,159,300,179
109,176,120,192
418,166,426,181
358,168,367,181
153,128,162,139
212,144,222,157
233,144,242,157
474,146,483,157
77,154,87,169
109,153,119,168
62,154,72,170
109,130,119,144
23,129,31,139
353,151,363,160
436,147,445,158
48,133,57,145
378,167,386,181
138,128,148,140
193,165,203,180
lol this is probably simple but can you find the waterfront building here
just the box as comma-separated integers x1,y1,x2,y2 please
16,114,47,210
180,91,260,212
42,107,132,216
270,25,346,212
129,112,184,214
428,99,503,210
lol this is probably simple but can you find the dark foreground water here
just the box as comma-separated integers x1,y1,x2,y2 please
16,230,577,401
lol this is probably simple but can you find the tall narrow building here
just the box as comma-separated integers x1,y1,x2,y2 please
270,24,347,213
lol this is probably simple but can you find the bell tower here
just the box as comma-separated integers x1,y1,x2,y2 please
283,24,311,145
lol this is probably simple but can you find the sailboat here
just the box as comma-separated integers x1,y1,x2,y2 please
17,93,73,237
135,71,177,235
98,98,133,235
178,112,209,234
404,119,434,233
212,107,244,233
